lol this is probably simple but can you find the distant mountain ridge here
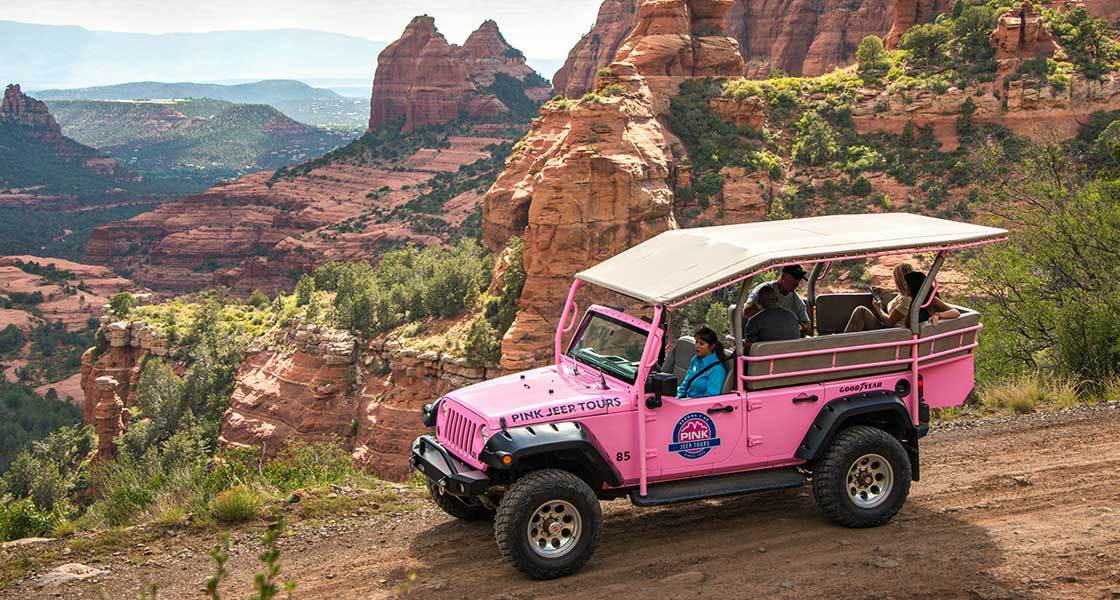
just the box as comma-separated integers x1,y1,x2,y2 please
34,80,342,104
35,79,371,131
0,21,387,90
46,98,353,182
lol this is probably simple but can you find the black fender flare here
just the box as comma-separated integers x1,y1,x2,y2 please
795,391,921,481
479,421,622,487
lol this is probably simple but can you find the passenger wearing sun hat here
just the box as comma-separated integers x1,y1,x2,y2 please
744,264,811,335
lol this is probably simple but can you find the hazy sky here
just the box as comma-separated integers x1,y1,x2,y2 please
0,0,604,58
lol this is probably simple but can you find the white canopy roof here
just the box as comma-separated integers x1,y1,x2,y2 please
576,213,1007,305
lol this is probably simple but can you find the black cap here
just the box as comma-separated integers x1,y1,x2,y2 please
782,265,809,281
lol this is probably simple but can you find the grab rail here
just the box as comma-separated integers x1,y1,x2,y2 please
739,324,981,382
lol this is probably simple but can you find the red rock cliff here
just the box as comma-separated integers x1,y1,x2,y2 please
553,0,955,96
553,0,644,97
368,16,479,132
612,0,745,78
1,84,62,133
368,17,552,132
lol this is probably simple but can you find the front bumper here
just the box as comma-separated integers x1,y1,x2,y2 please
409,435,490,497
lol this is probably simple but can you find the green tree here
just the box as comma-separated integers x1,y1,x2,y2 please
856,35,890,82
108,291,137,319
899,23,952,68
1045,7,1120,79
1093,120,1120,170
957,97,978,138
969,140,1120,383
952,5,998,71
791,112,839,167
295,274,315,307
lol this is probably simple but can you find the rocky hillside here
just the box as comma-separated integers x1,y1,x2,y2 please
368,17,551,132
0,256,146,402
1,84,134,195
83,18,548,296
48,99,353,185
0,84,185,260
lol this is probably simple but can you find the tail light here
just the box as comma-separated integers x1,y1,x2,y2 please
917,374,925,400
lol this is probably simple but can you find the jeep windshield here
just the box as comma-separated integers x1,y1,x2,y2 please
566,312,648,384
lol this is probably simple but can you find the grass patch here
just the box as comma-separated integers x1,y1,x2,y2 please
0,554,32,590
209,486,262,524
980,374,1087,415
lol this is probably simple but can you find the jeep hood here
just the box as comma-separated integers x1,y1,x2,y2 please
444,365,631,427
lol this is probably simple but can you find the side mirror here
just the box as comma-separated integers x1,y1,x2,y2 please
644,372,677,409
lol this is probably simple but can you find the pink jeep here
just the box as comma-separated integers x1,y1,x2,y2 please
410,213,1007,579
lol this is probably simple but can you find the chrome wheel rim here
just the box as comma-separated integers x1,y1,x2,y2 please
846,453,894,509
527,500,582,558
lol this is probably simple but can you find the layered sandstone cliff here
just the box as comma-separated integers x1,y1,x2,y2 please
368,17,551,132
218,323,494,481
553,0,958,97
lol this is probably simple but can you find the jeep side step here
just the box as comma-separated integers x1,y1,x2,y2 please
629,468,806,507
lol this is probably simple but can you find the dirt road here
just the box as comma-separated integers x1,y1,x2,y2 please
8,405,1120,599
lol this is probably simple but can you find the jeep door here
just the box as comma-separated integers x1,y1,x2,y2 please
644,390,744,479
744,382,825,460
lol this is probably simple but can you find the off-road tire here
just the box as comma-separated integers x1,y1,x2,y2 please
494,469,603,579
425,479,494,521
812,425,911,528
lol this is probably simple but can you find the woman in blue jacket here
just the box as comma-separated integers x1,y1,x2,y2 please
677,327,728,398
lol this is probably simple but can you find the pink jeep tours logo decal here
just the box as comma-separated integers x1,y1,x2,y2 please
668,412,721,459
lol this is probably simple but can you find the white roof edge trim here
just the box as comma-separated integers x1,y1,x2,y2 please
574,214,1008,305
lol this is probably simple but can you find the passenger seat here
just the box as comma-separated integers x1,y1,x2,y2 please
662,336,695,384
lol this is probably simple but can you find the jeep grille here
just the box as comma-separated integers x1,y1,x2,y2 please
438,403,482,463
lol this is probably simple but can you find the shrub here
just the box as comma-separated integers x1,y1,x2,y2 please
601,83,626,97
956,97,978,138
981,378,1044,414
981,375,1083,414
259,440,356,493
321,240,492,335
484,238,525,336
209,486,261,523
464,317,502,367
0,324,25,355
850,176,872,197
247,290,269,309
0,499,55,542
1044,7,1119,79
704,303,730,338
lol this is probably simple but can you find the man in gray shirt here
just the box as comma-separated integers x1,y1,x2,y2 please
743,285,802,351
745,264,811,335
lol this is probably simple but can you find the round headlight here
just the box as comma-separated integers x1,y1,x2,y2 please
480,425,488,441
441,401,449,414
